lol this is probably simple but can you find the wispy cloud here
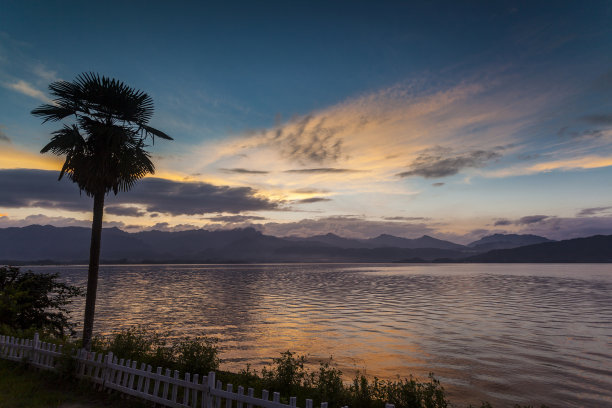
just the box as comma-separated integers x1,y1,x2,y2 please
0,126,10,143
397,146,502,179
284,168,361,174
577,206,612,217
105,205,146,217
176,70,571,201
4,79,53,104
493,215,549,226
220,168,269,174
295,197,332,204
204,215,266,223
580,114,612,126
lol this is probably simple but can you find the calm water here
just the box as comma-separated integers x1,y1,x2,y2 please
28,263,612,407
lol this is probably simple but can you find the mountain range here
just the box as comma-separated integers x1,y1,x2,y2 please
0,225,610,263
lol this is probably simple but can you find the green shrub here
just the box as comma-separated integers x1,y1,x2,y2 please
0,266,83,338
98,326,173,367
174,336,220,374
307,359,347,407
262,351,308,396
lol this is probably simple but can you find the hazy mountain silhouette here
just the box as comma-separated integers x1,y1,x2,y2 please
467,233,553,251
287,232,467,250
1,225,610,263
465,235,612,262
0,225,465,263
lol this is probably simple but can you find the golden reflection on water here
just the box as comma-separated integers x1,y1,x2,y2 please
27,263,612,407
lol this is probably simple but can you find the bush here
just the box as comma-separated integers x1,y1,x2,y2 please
262,351,308,396
0,266,82,337
97,326,173,368
175,337,220,374
96,326,220,376
307,359,347,407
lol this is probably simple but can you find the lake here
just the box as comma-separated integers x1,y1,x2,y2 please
27,263,612,407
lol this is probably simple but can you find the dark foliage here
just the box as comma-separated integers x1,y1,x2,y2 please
0,266,82,337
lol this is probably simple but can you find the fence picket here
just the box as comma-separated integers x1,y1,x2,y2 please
154,366,163,397
144,364,152,394
216,380,222,408
191,373,199,408
237,386,244,408
0,333,397,408
172,370,179,403
247,388,254,408
225,384,233,408
184,373,192,405
207,371,216,408
132,361,143,390
163,368,171,400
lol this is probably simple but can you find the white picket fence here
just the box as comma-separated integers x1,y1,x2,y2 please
0,333,395,408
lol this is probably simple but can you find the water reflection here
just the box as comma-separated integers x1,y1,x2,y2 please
27,263,612,407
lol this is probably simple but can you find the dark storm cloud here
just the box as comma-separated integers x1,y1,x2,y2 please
577,206,612,217
275,115,344,164
0,169,279,215
284,168,360,174
0,169,91,211
128,178,278,215
220,168,269,174
296,197,332,204
105,205,146,217
397,147,502,179
204,215,267,223
494,219,513,226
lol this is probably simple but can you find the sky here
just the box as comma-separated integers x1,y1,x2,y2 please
0,0,611,243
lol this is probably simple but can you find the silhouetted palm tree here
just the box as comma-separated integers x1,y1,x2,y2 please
32,73,172,350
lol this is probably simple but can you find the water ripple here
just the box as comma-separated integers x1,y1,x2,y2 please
27,263,612,407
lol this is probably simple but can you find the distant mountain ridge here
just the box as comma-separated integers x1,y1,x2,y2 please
465,235,612,263
1,225,608,263
0,225,467,263
467,233,554,251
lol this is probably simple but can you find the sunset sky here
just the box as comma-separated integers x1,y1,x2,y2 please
1,1,611,243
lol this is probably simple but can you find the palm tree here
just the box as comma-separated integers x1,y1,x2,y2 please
32,73,172,350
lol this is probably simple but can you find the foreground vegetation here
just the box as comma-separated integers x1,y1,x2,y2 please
0,359,146,408
0,267,548,408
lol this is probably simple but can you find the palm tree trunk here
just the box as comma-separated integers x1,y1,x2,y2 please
82,191,105,351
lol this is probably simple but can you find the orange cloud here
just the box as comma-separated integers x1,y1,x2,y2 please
528,156,612,172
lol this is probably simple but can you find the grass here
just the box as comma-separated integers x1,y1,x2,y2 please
0,359,146,408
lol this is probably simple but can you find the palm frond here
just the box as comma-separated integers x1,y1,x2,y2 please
140,124,174,141
35,72,172,197
41,125,85,155
31,104,76,123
